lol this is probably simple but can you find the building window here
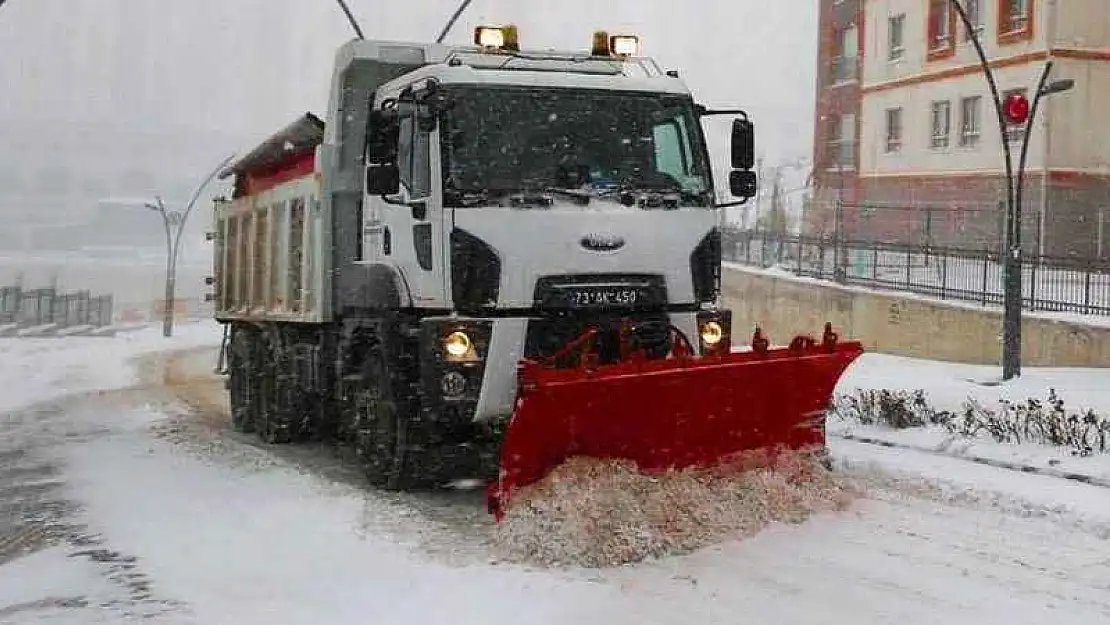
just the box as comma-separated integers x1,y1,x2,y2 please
832,24,859,83
827,113,856,168
960,96,982,147
930,100,951,149
888,14,905,61
998,0,1033,43
885,107,903,153
927,0,956,60
963,0,984,42
1003,88,1028,143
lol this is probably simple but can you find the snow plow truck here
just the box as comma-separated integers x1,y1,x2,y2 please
207,26,864,520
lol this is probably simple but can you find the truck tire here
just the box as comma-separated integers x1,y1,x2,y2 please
253,334,283,443
228,326,256,434
349,319,438,491
258,333,308,444
351,348,405,489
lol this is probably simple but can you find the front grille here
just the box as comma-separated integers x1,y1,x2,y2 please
523,312,672,368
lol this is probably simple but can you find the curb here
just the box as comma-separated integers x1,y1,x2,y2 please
831,431,1110,489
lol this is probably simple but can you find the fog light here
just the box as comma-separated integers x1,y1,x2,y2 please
700,320,724,345
441,371,467,398
443,331,472,358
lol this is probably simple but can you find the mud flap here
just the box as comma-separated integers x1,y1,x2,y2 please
486,324,864,521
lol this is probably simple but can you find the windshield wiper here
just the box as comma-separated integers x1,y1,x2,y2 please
442,188,490,208
616,183,710,208
543,187,591,206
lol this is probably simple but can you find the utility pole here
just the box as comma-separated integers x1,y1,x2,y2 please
947,0,1074,380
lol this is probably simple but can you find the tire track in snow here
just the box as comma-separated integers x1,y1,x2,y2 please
0,353,200,622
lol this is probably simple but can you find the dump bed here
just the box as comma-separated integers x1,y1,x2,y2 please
211,114,326,323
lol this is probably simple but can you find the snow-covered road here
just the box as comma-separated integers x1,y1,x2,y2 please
2,323,1110,624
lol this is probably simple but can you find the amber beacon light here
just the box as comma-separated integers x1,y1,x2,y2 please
474,25,520,52
591,31,640,57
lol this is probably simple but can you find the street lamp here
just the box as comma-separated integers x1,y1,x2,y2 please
103,153,235,337
946,0,1075,381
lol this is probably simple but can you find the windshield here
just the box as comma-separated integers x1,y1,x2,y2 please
438,86,713,206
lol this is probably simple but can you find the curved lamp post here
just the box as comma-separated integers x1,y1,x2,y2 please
147,153,236,337
946,0,1074,380
105,154,235,337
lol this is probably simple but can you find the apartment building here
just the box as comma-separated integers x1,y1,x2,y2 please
811,0,1110,258
810,0,865,236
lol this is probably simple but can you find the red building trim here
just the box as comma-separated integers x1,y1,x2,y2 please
863,50,1047,94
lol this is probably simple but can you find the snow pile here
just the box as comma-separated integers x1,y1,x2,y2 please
493,450,861,568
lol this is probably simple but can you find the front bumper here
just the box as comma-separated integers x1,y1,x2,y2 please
418,309,733,424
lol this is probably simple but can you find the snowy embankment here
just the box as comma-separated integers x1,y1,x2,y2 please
829,353,1110,487
0,321,223,413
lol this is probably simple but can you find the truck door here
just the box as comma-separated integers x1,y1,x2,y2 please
383,96,447,308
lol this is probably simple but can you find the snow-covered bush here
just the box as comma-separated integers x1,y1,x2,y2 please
829,388,1110,457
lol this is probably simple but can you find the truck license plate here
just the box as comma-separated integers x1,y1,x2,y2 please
564,287,643,308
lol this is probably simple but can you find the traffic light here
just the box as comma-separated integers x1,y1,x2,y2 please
1004,93,1030,125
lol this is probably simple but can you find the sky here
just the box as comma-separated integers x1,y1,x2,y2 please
0,0,819,241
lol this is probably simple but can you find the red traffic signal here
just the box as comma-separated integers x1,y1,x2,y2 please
1004,93,1030,125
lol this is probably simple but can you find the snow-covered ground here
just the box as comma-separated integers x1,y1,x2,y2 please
0,321,223,414
2,323,1110,624
830,353,1110,486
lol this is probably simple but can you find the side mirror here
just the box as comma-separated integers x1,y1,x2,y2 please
730,116,755,170
729,170,757,199
367,109,399,161
366,163,400,195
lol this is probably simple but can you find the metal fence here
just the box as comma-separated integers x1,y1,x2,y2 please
722,229,1110,317
0,285,115,331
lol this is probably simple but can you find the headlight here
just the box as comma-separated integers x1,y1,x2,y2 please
700,320,724,346
443,331,472,358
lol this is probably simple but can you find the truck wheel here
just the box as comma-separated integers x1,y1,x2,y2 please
258,341,303,445
228,329,255,434
253,338,279,442
352,349,406,490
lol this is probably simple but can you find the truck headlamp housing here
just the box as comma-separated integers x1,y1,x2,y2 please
697,310,732,355
443,331,473,359
700,321,724,346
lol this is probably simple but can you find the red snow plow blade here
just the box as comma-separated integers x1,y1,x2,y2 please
486,322,864,521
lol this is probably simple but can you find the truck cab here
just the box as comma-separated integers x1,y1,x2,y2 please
340,28,757,423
